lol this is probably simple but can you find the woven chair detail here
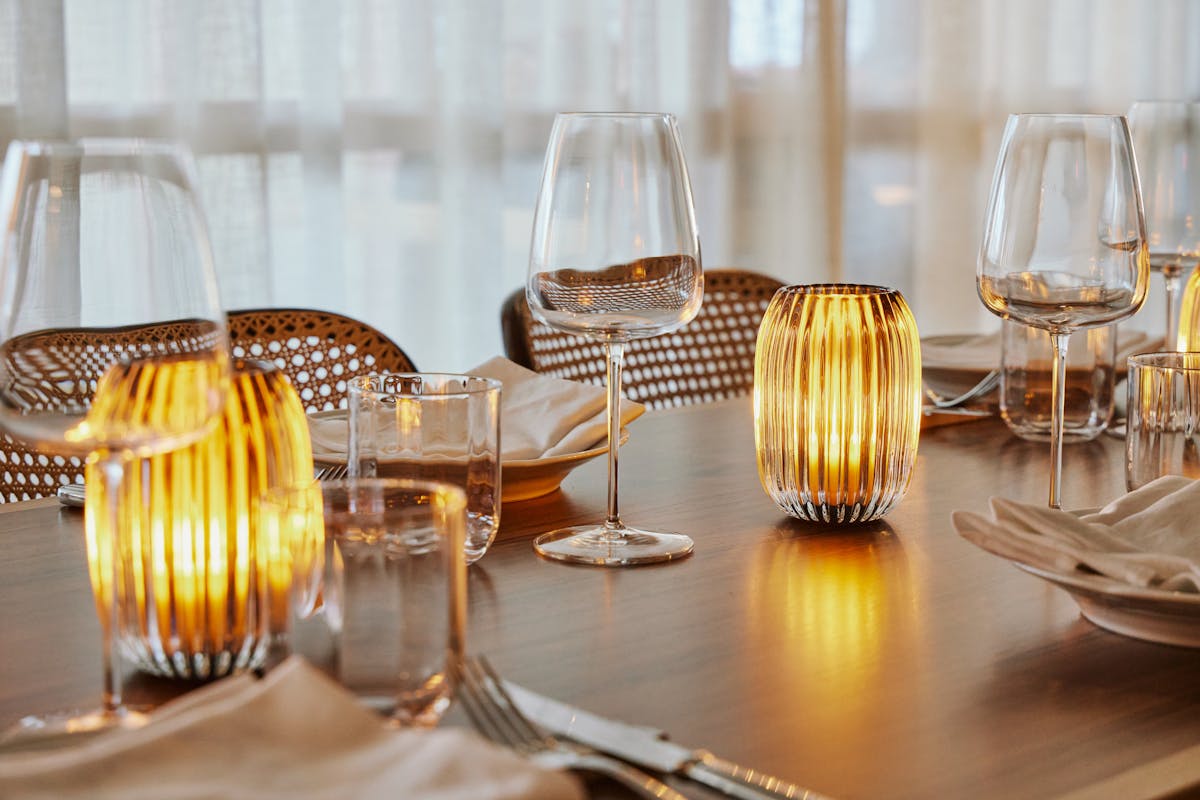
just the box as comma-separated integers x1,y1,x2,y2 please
0,319,222,503
502,269,784,409
226,308,415,414
0,308,414,502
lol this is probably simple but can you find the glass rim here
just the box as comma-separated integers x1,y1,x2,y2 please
776,283,901,297
1006,113,1127,120
555,111,675,120
1127,352,1200,371
348,372,502,398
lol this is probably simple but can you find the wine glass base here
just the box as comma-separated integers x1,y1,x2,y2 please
534,524,694,566
1,706,150,751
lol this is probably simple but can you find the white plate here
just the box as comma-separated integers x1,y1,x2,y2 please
1013,562,1200,648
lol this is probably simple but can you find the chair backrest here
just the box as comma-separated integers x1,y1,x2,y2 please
502,268,785,409
0,308,415,502
226,308,415,413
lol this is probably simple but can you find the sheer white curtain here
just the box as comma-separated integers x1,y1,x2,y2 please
846,0,1200,336
0,0,1197,368
0,0,834,369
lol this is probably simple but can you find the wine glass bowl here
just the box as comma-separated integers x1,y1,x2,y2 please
0,139,229,737
1127,101,1200,348
526,112,702,566
978,114,1149,507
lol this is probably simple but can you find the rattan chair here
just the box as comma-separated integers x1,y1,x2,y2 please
226,308,415,413
0,308,414,502
502,268,784,409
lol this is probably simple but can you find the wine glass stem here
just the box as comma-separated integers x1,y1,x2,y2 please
1165,272,1181,351
1048,332,1069,509
97,455,127,714
604,341,626,531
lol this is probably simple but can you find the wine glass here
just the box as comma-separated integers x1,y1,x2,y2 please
1127,101,1200,348
978,114,1149,508
526,112,703,565
0,140,230,736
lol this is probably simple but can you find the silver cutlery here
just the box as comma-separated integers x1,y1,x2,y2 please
505,681,834,800
924,369,1000,410
312,462,349,481
454,656,691,800
58,462,350,508
55,483,87,508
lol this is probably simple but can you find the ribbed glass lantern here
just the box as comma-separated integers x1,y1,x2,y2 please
753,284,922,523
85,359,317,679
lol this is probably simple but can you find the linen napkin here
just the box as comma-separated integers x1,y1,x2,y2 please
921,328,1159,373
951,475,1200,593
0,657,585,800
308,357,645,462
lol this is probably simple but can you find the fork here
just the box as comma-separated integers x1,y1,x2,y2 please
313,463,349,481
454,656,691,800
925,369,1000,410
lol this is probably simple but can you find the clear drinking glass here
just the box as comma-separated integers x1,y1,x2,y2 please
347,373,501,565
526,112,703,566
280,478,467,728
0,140,230,736
978,115,1149,508
1125,352,1200,490
999,320,1116,442
1127,101,1200,348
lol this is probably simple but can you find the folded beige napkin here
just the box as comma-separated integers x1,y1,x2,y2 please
0,657,585,800
309,357,645,462
952,475,1200,593
921,328,1160,372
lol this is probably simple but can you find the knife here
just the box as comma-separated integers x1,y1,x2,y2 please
505,682,836,800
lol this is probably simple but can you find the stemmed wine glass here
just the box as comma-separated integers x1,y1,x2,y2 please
0,140,230,736
978,114,1149,508
526,112,703,565
1127,101,1200,348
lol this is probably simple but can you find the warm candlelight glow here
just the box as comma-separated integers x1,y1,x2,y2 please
1175,267,1200,350
754,284,922,523
85,360,317,679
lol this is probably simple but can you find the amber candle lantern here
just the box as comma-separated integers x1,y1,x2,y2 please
753,284,922,523
85,359,318,679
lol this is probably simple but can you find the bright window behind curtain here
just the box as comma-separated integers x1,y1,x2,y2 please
0,0,1197,368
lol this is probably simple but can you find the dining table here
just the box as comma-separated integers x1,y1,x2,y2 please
2,397,1199,800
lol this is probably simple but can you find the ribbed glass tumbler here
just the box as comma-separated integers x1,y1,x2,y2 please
753,284,922,524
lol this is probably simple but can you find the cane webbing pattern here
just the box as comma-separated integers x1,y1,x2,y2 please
0,320,224,413
532,255,702,314
226,308,415,414
503,269,784,409
0,308,414,502
0,319,224,503
0,434,85,501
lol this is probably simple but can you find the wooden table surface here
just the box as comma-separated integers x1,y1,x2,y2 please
2,399,1200,800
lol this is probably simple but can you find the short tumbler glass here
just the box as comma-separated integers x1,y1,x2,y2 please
1000,321,1116,443
348,373,501,564
277,478,467,727
1126,353,1200,490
